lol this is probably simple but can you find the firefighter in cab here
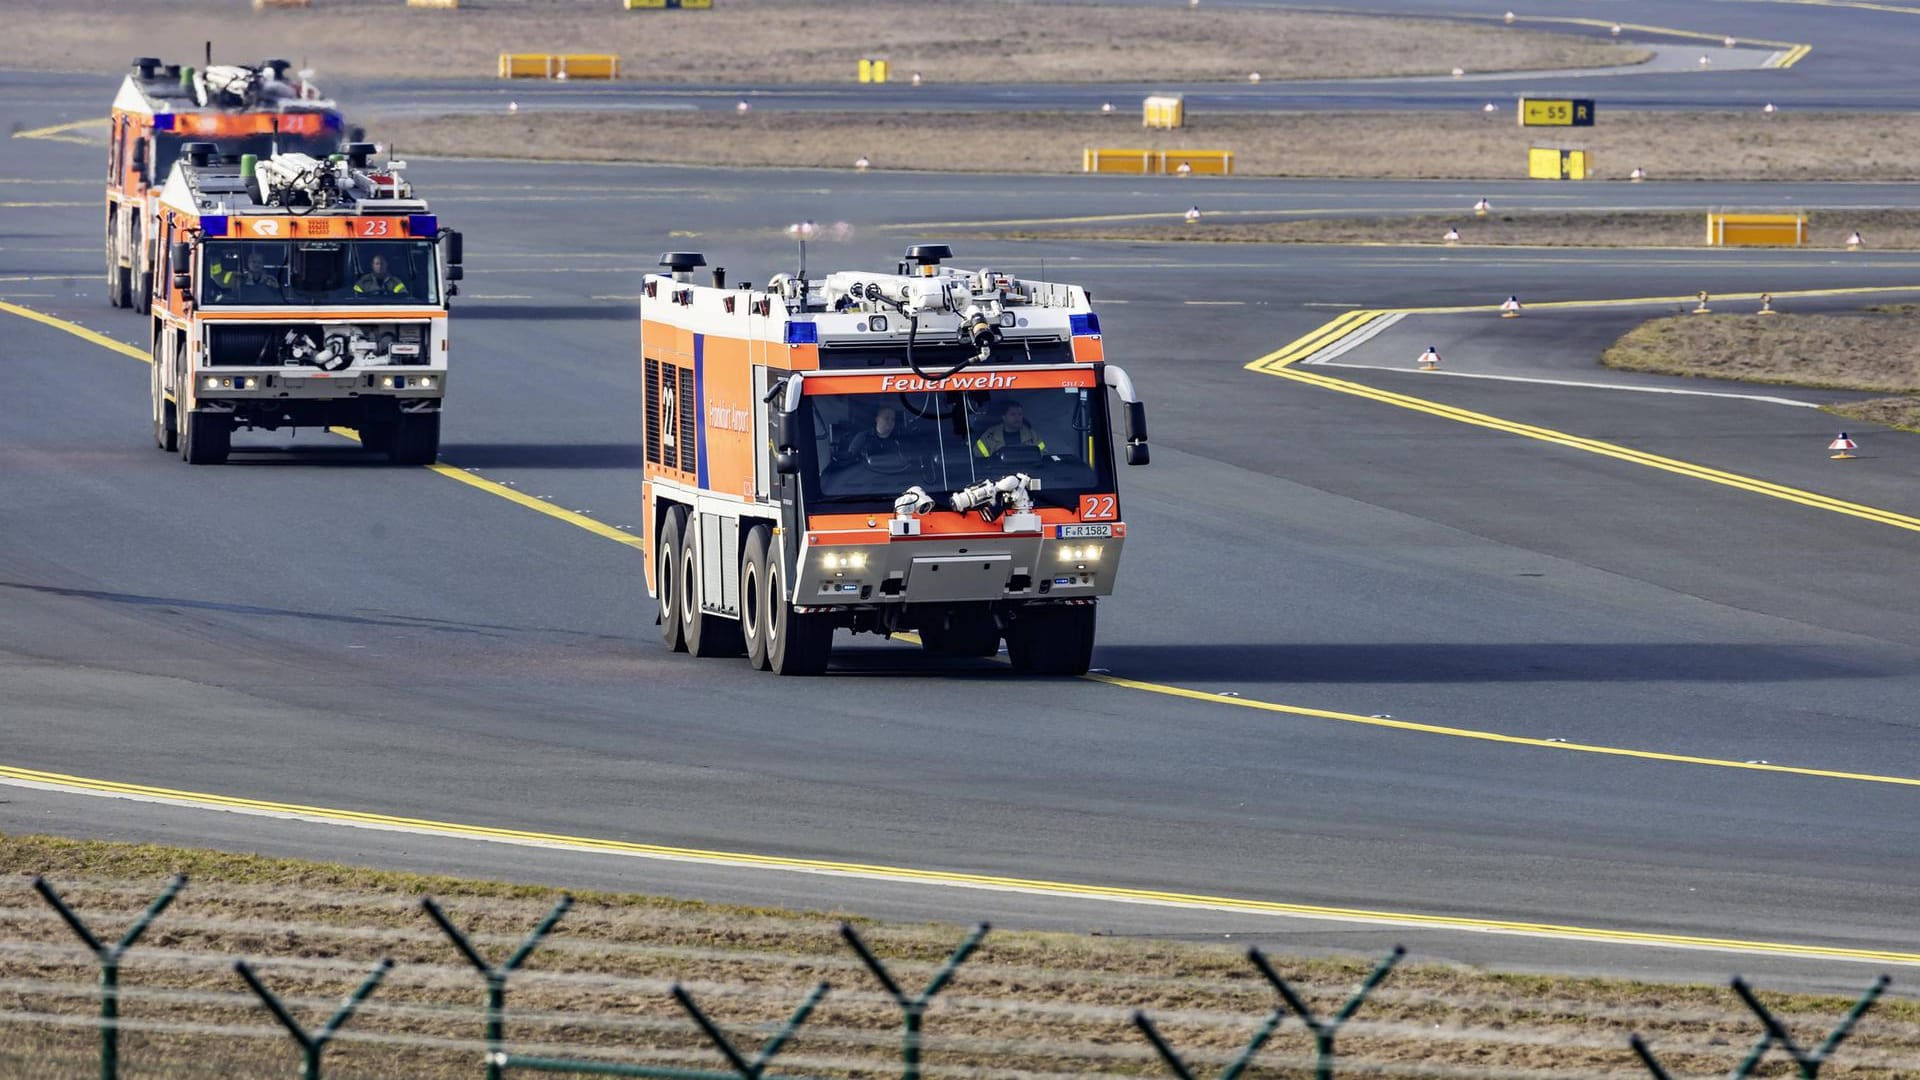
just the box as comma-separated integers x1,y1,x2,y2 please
354,253,410,297
975,399,1047,458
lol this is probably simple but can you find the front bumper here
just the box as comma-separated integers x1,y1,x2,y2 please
192,367,447,402
794,532,1123,606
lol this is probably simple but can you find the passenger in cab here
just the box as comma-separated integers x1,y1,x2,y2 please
975,399,1046,458
849,406,906,459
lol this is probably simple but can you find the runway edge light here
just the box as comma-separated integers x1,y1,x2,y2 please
1418,346,1441,371
1500,295,1522,318
1829,433,1858,460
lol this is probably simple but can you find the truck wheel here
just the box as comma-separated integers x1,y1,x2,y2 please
359,420,395,455
658,506,688,652
150,345,177,451
680,517,744,658
741,525,773,670
106,221,126,309
1007,604,1096,676
388,412,440,465
920,606,999,657
180,410,230,465
766,550,831,676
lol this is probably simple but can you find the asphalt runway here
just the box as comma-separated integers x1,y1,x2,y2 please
4,0,1920,991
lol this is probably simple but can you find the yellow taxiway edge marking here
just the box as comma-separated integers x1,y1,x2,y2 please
1496,13,1800,50
11,118,109,145
0,299,148,362
1084,675,1920,788
1247,291,1920,534
2,761,1915,965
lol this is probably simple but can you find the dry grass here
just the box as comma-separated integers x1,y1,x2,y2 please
1603,307,1920,432
0,0,1643,84
5,832,1920,1079
1001,209,1920,249
378,108,1920,182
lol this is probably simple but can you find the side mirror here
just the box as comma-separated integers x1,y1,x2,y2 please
348,125,367,143
773,411,801,473
169,240,190,270
446,264,464,282
443,229,463,266
171,271,192,299
1123,400,1149,466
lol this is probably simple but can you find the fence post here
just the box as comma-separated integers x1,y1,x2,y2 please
421,894,573,1080
32,873,187,1080
1134,1007,1285,1080
840,921,987,1080
1249,944,1402,1080
235,956,392,1080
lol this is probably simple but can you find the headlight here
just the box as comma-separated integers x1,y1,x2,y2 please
1057,544,1101,562
203,376,220,390
821,552,868,571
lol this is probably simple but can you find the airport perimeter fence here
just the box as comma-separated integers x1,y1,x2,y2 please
0,872,1914,1080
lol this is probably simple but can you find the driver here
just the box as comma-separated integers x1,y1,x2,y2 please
207,245,272,299
848,406,906,459
974,399,1047,458
353,253,410,298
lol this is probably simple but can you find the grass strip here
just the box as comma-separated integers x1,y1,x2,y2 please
3,832,1919,1078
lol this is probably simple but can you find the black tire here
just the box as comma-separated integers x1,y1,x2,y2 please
741,525,773,670
766,550,832,676
919,605,1000,658
180,410,230,465
359,420,396,455
387,412,440,465
680,517,744,658
1006,604,1096,675
658,506,688,653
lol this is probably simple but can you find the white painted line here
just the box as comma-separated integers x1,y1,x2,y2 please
1311,361,1826,408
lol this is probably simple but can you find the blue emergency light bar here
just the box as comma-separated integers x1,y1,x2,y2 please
785,321,818,345
199,215,229,237
408,215,437,237
1070,313,1101,336
153,114,175,131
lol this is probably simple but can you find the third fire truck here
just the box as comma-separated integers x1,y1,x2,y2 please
108,54,347,313
148,142,461,464
642,244,1149,676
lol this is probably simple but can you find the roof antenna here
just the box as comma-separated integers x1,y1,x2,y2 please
204,40,212,69
270,115,279,158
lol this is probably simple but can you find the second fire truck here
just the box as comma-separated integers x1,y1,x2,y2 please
642,244,1149,676
148,142,462,464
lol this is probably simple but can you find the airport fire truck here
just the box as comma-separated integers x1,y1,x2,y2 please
108,54,348,313
642,245,1149,675
148,142,462,465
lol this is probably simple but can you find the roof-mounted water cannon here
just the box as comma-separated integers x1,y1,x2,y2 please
253,152,345,209
950,472,1042,532
659,252,707,284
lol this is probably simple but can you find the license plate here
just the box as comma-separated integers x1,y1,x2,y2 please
1059,524,1113,539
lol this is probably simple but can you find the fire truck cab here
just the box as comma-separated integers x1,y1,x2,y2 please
148,143,462,465
642,245,1149,676
108,55,346,314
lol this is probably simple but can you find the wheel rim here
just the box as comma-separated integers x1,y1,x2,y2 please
742,561,760,646
766,560,782,653
657,543,676,621
680,543,698,628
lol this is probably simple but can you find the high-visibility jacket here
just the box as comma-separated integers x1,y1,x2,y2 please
354,273,408,296
975,423,1045,458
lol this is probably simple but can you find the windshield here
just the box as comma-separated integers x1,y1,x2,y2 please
199,239,438,306
799,373,1115,513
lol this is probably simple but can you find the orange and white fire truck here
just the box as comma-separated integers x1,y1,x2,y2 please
108,55,347,313
642,244,1149,675
148,143,462,465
